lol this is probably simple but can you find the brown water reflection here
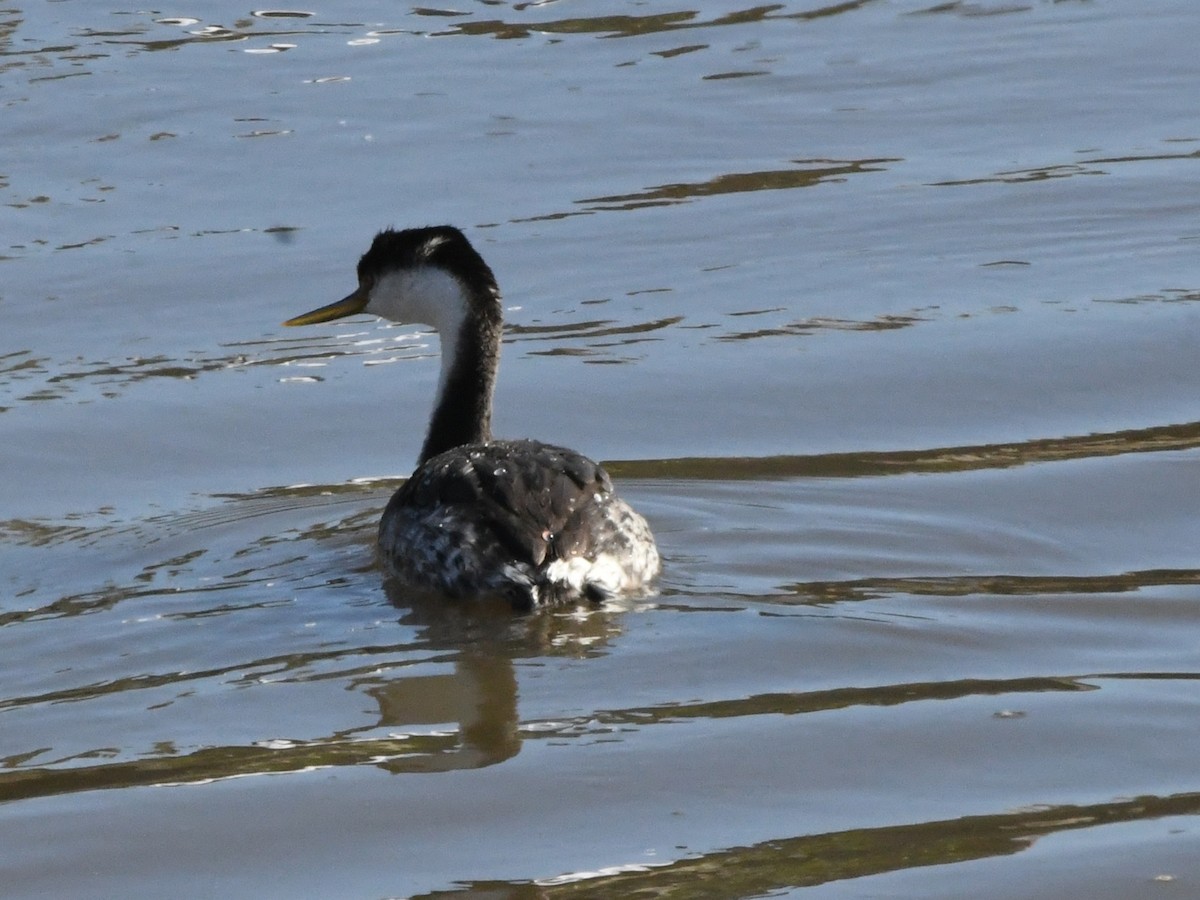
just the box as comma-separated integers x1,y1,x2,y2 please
0,0,875,68
606,420,1200,479
591,675,1097,724
3,440,1196,893
931,147,1200,186
780,569,1200,605
427,791,1200,898
451,2,874,41
0,572,625,803
0,624,1138,809
577,158,900,211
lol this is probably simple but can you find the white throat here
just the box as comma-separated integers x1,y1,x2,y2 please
366,265,471,403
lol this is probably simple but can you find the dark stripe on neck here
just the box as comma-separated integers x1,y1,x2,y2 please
418,304,500,465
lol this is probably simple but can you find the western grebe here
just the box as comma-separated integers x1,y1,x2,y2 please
283,225,660,608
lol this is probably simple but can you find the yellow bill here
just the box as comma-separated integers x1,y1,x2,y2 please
282,285,369,326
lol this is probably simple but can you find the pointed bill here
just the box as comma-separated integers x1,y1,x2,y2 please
282,286,369,326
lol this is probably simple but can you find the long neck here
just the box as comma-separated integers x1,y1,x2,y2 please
418,302,501,465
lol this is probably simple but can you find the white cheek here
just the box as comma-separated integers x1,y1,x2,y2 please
367,267,467,334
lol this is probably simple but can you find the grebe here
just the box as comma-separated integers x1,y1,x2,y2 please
283,226,660,609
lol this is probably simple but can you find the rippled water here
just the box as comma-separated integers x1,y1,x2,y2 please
3,2,1200,897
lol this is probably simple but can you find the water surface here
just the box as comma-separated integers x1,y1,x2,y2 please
3,1,1199,897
